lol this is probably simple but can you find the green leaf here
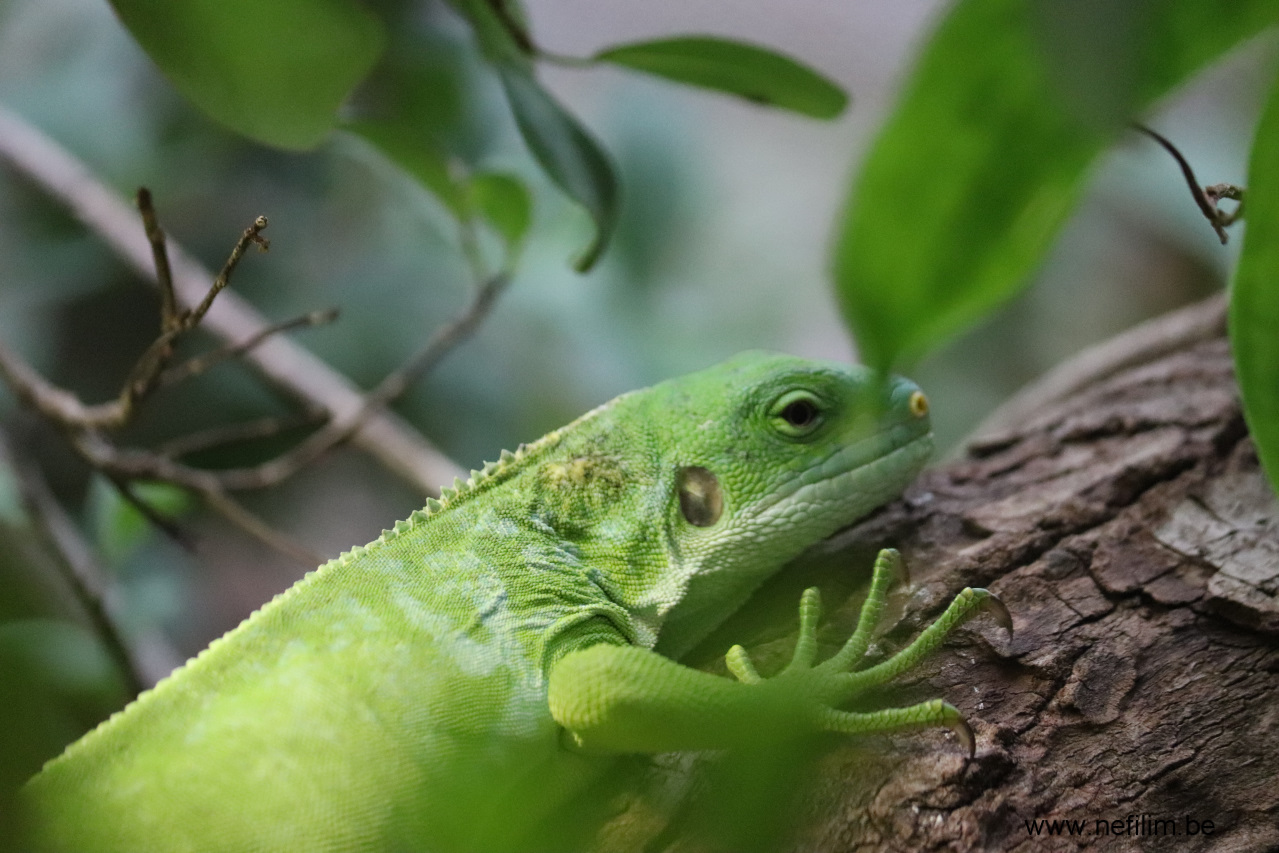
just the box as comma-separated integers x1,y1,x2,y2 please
441,0,531,67
1230,76,1279,495
595,37,847,119
833,0,1279,372
1027,0,1150,131
346,121,465,219
497,65,619,272
467,172,533,255
108,0,385,150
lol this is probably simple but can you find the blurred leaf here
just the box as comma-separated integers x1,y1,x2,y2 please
596,37,848,119
467,171,533,256
442,0,531,67
497,65,619,271
1028,0,1152,130
108,0,385,149
833,0,1279,372
1230,76,1279,495
346,121,465,219
0,619,128,840
0,456,23,526
88,478,191,568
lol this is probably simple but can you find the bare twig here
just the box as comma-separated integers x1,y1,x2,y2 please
137,188,177,330
0,198,498,563
0,427,166,695
113,200,265,428
190,215,270,326
0,107,512,569
155,410,330,459
0,268,322,563
200,490,324,566
194,272,511,491
107,475,197,553
1135,124,1245,245
0,104,464,492
368,273,509,408
1204,182,1245,227
159,309,339,387
71,431,323,565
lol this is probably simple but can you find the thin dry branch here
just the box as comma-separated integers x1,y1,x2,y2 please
69,431,323,566
106,475,197,553
1,163,513,568
0,104,464,492
0,101,520,571
137,187,177,329
159,309,340,388
0,427,174,695
0,200,341,564
187,271,511,492
153,410,330,459
1135,124,1245,244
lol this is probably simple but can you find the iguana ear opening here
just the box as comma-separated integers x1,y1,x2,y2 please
677,466,723,527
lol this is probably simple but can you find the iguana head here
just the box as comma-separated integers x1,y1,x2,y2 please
570,351,933,656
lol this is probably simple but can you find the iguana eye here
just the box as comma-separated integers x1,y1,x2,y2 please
769,390,825,438
781,399,818,427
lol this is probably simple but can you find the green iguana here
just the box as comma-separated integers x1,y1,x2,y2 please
21,351,1008,852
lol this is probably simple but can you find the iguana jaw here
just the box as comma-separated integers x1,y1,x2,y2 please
647,424,932,658
754,422,933,522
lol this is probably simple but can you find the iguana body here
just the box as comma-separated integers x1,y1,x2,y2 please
23,351,1003,852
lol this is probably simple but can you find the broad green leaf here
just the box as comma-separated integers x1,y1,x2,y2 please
498,65,618,272
1027,0,1150,131
834,0,1279,372
596,37,847,119
346,121,465,219
1230,76,1279,495
467,172,533,256
109,0,385,150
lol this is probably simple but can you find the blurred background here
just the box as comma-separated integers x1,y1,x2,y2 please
0,0,1273,809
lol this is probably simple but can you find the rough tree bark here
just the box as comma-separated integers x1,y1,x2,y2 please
794,294,1279,852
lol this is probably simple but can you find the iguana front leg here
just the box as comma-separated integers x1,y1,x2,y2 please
548,549,1011,755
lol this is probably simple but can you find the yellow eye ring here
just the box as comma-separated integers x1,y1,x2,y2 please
908,391,929,418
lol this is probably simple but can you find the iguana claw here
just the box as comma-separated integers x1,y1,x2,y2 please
977,590,1014,637
945,709,976,759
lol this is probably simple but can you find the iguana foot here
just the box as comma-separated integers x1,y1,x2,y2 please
726,548,1010,757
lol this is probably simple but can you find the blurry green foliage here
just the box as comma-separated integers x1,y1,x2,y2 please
834,0,1278,373
107,0,386,149
0,506,131,842
105,0,848,273
496,63,618,271
833,0,1279,491
0,618,129,841
595,36,848,119
1231,84,1279,493
86,477,192,568
466,170,532,260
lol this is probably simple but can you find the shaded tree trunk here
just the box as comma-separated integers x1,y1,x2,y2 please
800,295,1279,852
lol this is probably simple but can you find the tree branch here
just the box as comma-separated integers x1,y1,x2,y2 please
0,427,177,695
0,103,464,494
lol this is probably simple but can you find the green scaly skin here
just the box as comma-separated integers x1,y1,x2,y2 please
21,351,1006,852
